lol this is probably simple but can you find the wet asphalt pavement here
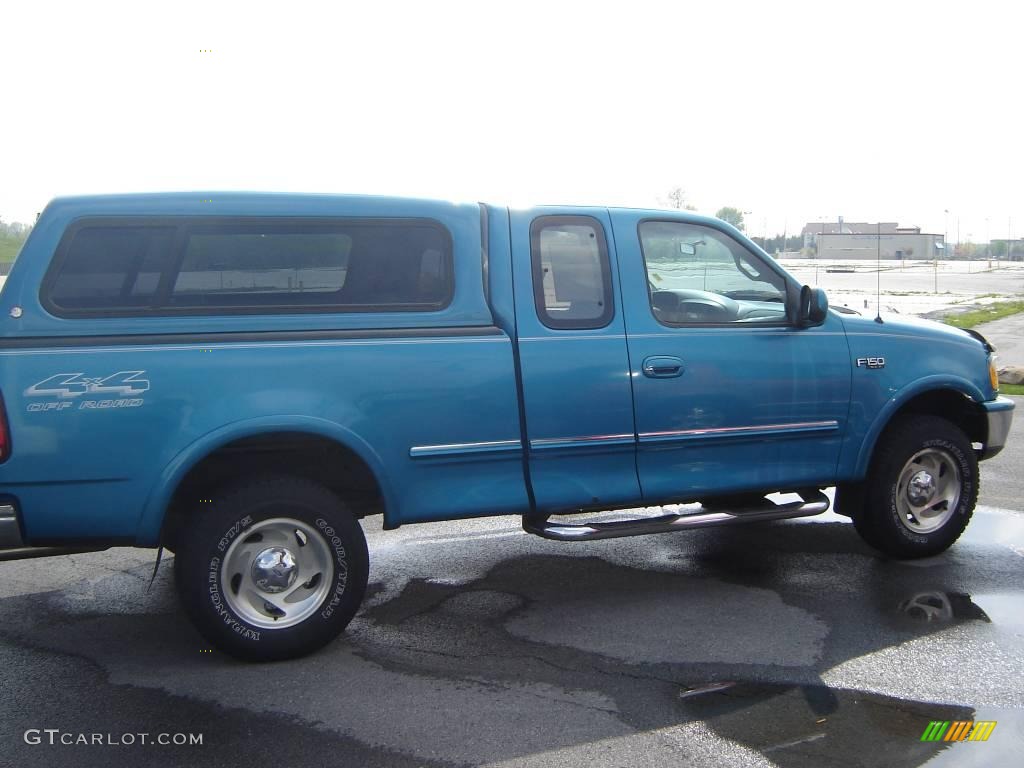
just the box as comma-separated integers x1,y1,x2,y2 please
1,400,1022,767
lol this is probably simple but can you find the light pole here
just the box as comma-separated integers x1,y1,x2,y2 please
986,217,991,264
938,209,948,293
944,209,949,256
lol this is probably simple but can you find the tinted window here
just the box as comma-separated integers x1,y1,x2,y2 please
530,216,613,330
171,227,352,307
44,218,453,315
48,226,174,310
639,221,787,325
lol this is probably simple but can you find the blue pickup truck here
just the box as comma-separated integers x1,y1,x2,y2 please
0,193,1014,660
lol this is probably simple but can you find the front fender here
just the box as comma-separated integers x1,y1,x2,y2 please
135,415,393,545
852,375,987,478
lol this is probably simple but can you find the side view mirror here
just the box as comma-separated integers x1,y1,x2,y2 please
794,285,829,326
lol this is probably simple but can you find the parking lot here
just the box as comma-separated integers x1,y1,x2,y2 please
0,398,1021,767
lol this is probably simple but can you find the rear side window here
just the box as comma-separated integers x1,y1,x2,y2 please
44,218,453,315
48,226,175,310
530,215,614,330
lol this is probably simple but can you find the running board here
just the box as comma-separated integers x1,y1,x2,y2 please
522,490,830,541
0,546,110,562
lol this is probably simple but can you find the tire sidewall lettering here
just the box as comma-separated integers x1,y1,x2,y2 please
206,552,262,642
208,515,261,641
315,518,349,620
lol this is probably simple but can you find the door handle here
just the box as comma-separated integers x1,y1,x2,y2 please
642,356,684,378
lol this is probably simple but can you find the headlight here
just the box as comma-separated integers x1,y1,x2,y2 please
989,356,999,391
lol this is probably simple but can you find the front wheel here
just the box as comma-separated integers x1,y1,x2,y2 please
174,475,369,661
854,415,978,558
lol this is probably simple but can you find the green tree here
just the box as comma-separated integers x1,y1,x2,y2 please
662,186,697,211
715,207,746,231
0,218,33,264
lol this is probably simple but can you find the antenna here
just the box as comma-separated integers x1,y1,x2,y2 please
874,221,884,323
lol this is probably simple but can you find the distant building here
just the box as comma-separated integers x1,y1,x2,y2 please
990,239,1024,261
801,219,945,260
801,221,899,248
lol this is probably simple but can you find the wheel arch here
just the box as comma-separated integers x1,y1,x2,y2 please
136,416,395,547
853,377,989,479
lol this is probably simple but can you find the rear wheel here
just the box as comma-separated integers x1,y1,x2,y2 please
174,474,368,661
854,415,978,558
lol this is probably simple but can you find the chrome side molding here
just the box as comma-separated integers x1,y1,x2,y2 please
522,490,830,542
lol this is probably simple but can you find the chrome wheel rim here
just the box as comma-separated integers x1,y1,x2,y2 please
221,517,334,629
895,448,961,534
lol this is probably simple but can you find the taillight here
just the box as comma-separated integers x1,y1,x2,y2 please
0,392,10,462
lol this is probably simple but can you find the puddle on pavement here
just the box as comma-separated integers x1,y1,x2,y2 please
892,591,991,626
676,680,999,768
967,593,1024,629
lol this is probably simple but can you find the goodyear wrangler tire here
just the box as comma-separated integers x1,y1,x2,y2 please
174,474,368,662
855,415,978,559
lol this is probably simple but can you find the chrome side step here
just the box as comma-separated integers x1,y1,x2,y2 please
522,490,830,541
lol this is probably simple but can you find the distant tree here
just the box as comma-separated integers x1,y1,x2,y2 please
0,218,32,264
715,207,746,231
662,186,697,211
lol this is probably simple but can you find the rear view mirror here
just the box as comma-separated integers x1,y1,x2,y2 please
679,243,697,257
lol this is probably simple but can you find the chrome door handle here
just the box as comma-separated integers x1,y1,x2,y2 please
642,356,684,378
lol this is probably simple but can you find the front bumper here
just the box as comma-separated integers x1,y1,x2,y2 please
980,395,1015,460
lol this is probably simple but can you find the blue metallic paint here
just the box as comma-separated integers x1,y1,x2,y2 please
837,312,995,479
508,207,642,513
609,209,853,500
0,193,1010,547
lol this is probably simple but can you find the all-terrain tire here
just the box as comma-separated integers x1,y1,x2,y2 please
174,474,369,661
854,415,978,559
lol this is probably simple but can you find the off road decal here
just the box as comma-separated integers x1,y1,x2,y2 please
24,371,149,412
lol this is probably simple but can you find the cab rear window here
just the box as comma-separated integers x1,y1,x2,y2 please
43,217,453,316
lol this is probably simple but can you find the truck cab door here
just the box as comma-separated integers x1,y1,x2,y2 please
509,208,640,513
609,210,851,503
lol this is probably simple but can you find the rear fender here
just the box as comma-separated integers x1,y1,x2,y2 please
136,415,391,545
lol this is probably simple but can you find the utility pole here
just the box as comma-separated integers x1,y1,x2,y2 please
986,217,991,265
939,209,948,293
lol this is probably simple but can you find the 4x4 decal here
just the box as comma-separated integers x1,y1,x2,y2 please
24,371,150,399
23,371,150,412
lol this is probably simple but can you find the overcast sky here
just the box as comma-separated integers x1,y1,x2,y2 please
1,0,1021,242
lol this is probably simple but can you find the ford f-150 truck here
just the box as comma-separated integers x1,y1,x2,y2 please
0,193,1014,661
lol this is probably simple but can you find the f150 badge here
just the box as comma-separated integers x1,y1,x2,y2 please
856,357,886,370
23,371,149,412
